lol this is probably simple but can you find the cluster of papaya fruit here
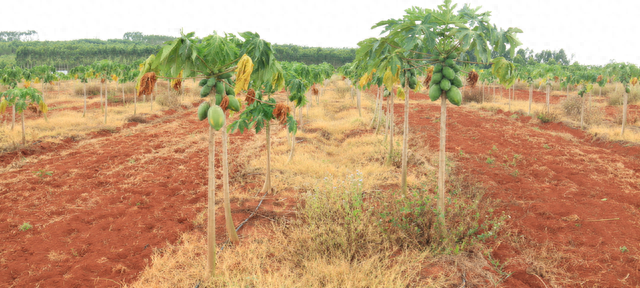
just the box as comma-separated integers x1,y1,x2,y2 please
196,72,241,131
400,68,418,90
428,53,463,106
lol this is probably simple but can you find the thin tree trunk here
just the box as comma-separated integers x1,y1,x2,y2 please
401,77,410,194
134,89,138,115
151,82,156,111
260,123,271,194
357,89,362,117
546,85,550,114
375,87,383,134
528,83,533,116
288,127,296,163
207,120,216,277
580,96,584,129
482,82,484,104
222,124,239,244
122,83,125,105
100,82,103,111
83,82,87,117
621,91,628,136
11,105,15,130
508,84,511,111
386,91,394,165
104,84,108,124
437,93,447,226
21,112,25,145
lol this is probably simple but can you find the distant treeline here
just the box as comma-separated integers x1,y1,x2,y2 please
0,31,355,69
272,44,355,67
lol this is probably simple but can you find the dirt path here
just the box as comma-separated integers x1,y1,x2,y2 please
0,105,277,287
394,91,640,287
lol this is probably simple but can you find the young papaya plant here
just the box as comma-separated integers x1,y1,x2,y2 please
0,87,47,145
149,30,283,277
357,0,521,226
1,66,22,129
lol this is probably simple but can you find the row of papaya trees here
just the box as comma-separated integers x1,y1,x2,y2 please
334,0,640,236
128,30,335,277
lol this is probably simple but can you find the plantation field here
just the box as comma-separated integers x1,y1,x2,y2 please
1,78,640,287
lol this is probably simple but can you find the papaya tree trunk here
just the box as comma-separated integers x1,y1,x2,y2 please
260,122,271,194
375,87,383,135
508,84,511,111
104,84,108,124
528,83,533,116
384,92,390,142
370,87,378,127
288,126,296,163
100,82,103,111
11,105,15,130
386,91,394,165
222,123,239,244
622,91,628,136
122,83,125,105
83,82,87,117
134,89,138,115
401,77,410,194
207,120,216,277
21,112,26,145
437,93,447,226
151,82,156,112
357,88,362,117
546,85,550,114
580,96,584,129
482,82,484,104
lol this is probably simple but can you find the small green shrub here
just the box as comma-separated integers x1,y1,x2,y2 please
19,222,32,231
536,109,562,123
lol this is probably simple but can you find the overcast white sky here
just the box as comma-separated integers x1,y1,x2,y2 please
3,0,639,66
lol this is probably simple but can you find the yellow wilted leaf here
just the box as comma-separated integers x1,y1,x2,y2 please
24,81,31,88
415,81,423,92
397,87,405,100
359,72,372,88
383,67,394,89
39,101,48,115
234,54,254,95
0,100,8,114
34,77,40,84
111,74,118,82
632,77,638,86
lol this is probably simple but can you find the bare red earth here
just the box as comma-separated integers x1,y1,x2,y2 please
393,89,640,287
0,105,287,287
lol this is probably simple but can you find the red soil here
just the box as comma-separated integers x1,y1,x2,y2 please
392,89,640,287
0,106,290,287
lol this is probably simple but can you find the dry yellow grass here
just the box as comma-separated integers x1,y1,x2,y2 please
0,80,202,150
125,81,500,287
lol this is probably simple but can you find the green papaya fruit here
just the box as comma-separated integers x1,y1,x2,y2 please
452,76,463,88
401,77,406,88
225,83,235,96
429,84,442,101
197,102,210,121
626,87,631,93
218,72,233,80
227,95,240,112
443,67,455,80
445,59,455,67
409,76,417,89
198,78,208,87
207,105,225,131
447,86,462,106
448,52,458,59
440,78,452,92
431,72,443,84
200,85,212,98
215,93,223,106
434,64,443,73
452,64,460,73
215,81,225,95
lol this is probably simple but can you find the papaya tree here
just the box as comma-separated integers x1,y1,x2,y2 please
0,87,47,145
69,66,90,117
1,66,22,129
358,0,521,225
149,30,283,277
